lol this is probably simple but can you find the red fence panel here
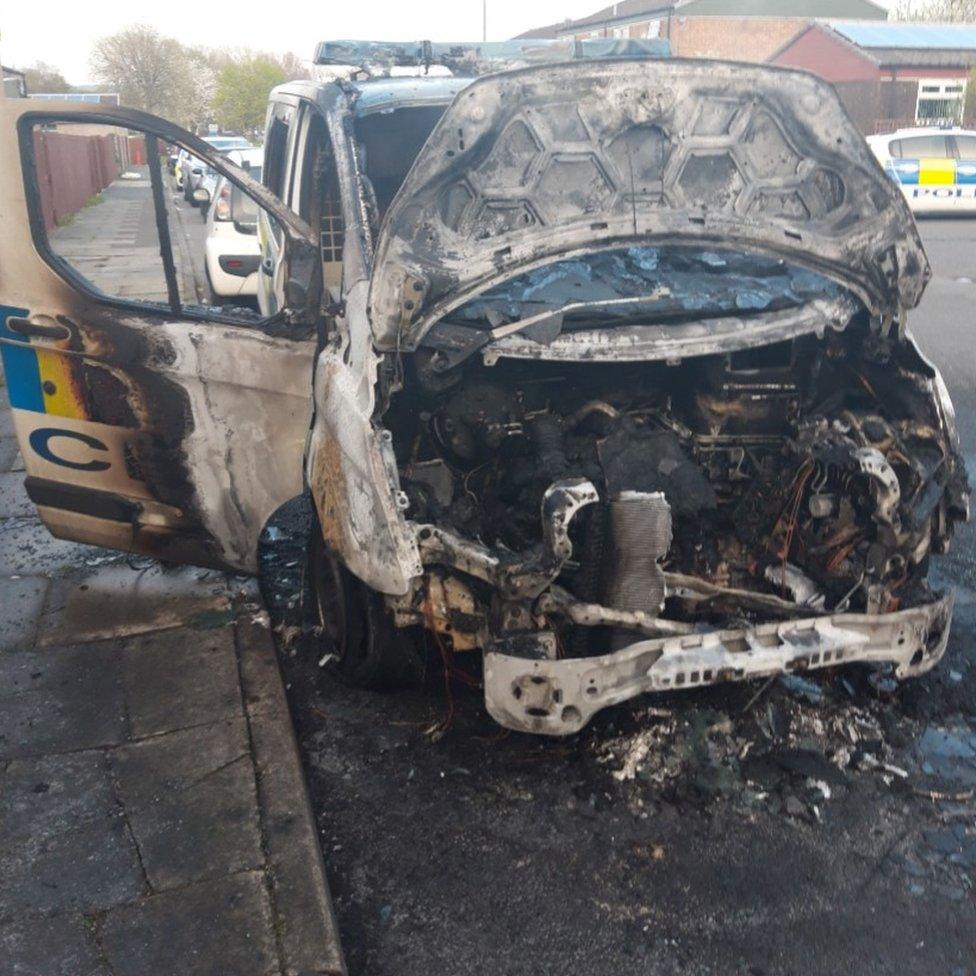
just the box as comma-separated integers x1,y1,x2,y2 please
32,128,130,233
127,135,146,166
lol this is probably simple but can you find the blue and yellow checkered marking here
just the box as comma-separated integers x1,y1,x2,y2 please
888,157,976,187
0,304,85,420
0,303,45,414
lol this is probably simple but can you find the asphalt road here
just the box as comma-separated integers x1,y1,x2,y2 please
264,218,976,976
910,220,976,599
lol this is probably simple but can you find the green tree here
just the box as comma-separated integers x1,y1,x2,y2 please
21,61,72,94
90,25,214,129
893,0,976,19
964,67,976,126
211,56,288,136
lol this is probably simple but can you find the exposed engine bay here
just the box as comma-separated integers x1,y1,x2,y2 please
379,309,968,732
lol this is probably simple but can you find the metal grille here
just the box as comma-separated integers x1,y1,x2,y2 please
320,183,344,264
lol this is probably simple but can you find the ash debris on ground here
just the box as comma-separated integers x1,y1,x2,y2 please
583,653,976,906
257,496,976,975
593,676,911,817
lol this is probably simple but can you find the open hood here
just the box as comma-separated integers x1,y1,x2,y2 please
368,58,929,351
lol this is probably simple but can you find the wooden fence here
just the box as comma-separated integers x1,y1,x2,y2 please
32,129,146,232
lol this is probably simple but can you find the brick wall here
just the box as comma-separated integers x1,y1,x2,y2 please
669,16,809,63
770,24,879,82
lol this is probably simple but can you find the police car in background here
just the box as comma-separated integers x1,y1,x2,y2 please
868,127,976,215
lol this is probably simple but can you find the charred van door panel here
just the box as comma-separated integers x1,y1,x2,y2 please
0,101,320,573
368,58,930,350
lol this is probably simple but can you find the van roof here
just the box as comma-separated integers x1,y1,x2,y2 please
348,75,473,116
313,37,669,72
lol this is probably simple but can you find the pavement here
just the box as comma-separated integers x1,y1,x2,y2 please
262,218,976,976
50,167,209,306
0,173,345,976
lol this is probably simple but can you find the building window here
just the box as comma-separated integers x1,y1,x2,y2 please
916,78,967,124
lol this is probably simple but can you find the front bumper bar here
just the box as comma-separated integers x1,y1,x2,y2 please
484,594,954,735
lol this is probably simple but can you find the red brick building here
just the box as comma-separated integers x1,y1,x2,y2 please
517,0,887,63
770,23,976,132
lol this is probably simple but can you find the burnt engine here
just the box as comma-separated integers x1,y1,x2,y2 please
386,322,968,646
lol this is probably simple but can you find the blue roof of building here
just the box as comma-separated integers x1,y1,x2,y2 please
832,22,976,50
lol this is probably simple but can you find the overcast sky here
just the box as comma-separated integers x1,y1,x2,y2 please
1,0,630,84
3,0,903,85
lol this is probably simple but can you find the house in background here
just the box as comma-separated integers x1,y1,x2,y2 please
770,22,976,133
516,0,887,63
2,64,27,98
28,91,121,106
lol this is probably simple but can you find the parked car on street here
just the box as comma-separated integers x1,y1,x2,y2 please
196,146,261,217
174,147,190,189
182,134,253,205
0,42,969,735
199,147,264,299
868,126,976,215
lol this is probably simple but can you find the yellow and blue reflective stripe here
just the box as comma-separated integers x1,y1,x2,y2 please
0,304,45,414
889,157,976,186
958,161,976,185
0,304,85,420
918,157,956,186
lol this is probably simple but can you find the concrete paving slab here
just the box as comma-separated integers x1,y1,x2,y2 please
0,639,123,697
1,750,116,843
0,517,107,576
0,683,127,760
0,575,48,652
0,913,110,976
0,644,128,759
37,563,231,646
120,626,242,738
0,435,20,472
0,817,145,919
125,756,263,891
0,409,13,439
0,471,32,517
111,720,262,890
108,716,247,802
99,872,278,976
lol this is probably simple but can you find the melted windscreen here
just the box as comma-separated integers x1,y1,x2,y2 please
446,246,849,330
355,105,449,218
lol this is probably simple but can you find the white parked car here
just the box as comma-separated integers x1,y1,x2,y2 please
183,135,253,205
867,126,976,215
174,147,192,190
200,147,264,300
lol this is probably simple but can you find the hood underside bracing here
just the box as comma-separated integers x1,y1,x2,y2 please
368,58,929,350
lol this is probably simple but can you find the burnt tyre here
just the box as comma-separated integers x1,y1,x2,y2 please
307,517,417,689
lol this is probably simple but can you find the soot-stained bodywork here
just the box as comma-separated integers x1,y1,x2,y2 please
0,102,319,573
311,58,967,735
1,61,969,737
368,59,930,350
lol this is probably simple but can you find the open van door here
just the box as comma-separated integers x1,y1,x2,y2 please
0,101,321,572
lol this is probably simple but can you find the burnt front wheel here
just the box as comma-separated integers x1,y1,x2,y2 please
307,517,417,689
